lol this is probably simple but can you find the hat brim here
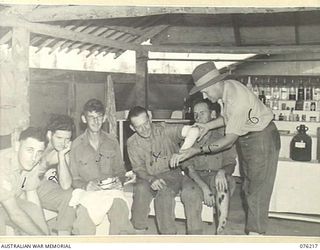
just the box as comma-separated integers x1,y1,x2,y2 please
189,72,229,95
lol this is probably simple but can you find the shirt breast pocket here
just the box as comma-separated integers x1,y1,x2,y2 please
102,150,116,169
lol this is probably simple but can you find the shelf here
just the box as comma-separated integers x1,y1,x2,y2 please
278,157,319,164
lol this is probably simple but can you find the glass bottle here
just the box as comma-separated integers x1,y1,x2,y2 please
297,80,305,101
265,78,272,100
305,79,312,101
259,90,266,105
246,76,253,91
289,80,296,100
280,78,288,100
289,108,295,121
273,86,279,100
253,84,259,97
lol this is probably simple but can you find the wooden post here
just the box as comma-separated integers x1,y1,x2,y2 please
134,51,148,108
11,27,30,143
67,75,77,135
105,75,117,137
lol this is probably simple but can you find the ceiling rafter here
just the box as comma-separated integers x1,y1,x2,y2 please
0,14,142,52
142,44,320,54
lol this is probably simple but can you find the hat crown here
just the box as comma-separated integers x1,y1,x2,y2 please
192,62,219,83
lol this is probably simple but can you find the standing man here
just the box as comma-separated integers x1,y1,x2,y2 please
127,106,198,234
70,98,134,235
0,127,49,235
171,62,280,235
180,99,237,235
37,114,76,235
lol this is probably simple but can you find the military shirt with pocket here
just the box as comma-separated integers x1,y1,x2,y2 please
70,130,126,187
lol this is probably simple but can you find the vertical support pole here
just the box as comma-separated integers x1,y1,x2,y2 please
134,50,148,108
11,27,30,144
68,75,77,135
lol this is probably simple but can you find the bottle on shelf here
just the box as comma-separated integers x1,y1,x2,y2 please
305,82,312,101
313,78,320,101
278,113,284,121
259,90,266,105
246,76,253,91
310,102,316,111
253,84,259,97
290,124,312,162
272,99,279,110
265,78,272,100
297,80,305,101
289,108,295,121
289,80,296,100
272,82,280,100
280,78,288,100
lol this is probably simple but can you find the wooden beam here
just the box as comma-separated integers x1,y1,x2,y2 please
134,51,148,108
114,25,169,58
142,44,320,54
66,27,109,53
231,14,241,46
59,25,98,52
0,14,142,52
12,27,30,129
5,6,320,22
294,12,300,45
105,25,144,36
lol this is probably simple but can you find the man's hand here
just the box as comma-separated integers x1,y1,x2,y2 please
202,186,215,207
150,178,166,191
58,141,72,156
215,169,228,192
170,147,200,168
86,180,102,191
194,123,210,142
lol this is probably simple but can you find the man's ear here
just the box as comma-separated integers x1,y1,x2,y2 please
129,124,136,132
47,131,52,141
14,141,20,152
81,114,87,124
210,110,217,120
102,114,107,123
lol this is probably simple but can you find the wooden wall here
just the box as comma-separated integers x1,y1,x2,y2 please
232,53,320,75
29,68,194,136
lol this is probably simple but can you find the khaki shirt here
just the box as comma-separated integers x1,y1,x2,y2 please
70,130,126,188
222,80,273,136
127,123,184,176
0,148,41,202
182,128,237,175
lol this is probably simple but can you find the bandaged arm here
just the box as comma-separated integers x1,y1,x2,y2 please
180,125,200,150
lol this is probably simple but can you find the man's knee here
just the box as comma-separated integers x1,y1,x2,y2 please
155,186,176,202
134,180,151,196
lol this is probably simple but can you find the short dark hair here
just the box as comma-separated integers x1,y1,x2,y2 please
46,114,75,136
192,98,221,116
83,99,105,115
127,106,148,124
19,127,46,143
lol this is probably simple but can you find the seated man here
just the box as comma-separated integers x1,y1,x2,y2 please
37,114,76,235
178,99,237,235
70,99,134,235
0,127,49,235
127,106,199,234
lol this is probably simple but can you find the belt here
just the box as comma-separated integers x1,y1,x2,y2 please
242,120,274,137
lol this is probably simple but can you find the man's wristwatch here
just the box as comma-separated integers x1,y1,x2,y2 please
200,146,205,154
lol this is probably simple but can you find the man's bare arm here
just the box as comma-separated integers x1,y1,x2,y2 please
1,197,47,235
